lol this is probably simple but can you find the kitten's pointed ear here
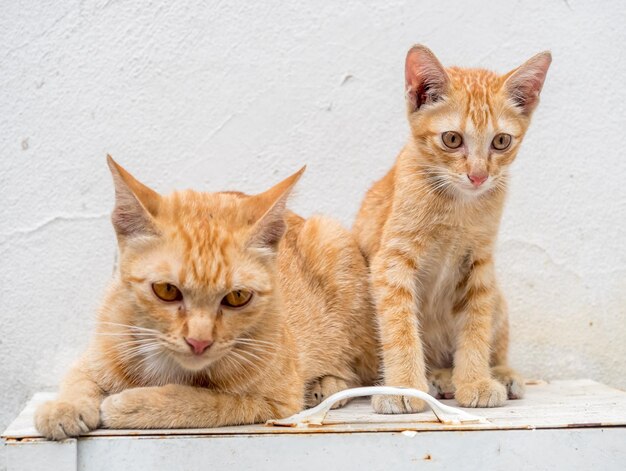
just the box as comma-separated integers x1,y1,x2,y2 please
107,155,161,238
503,51,552,115
247,166,306,250
405,45,449,111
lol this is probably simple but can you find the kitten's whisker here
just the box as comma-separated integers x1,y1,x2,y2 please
221,355,255,384
233,338,286,357
234,343,275,354
138,348,165,365
113,340,158,352
233,337,275,346
115,342,163,362
235,348,264,363
240,342,299,361
98,321,161,334
229,350,257,370
124,339,162,349
234,344,272,354
95,332,159,338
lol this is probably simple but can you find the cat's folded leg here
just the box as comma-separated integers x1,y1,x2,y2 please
491,365,525,400
35,359,104,440
100,384,302,429
452,257,507,408
429,368,455,399
306,375,353,409
369,249,430,414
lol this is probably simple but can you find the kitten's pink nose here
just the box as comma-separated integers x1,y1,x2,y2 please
185,337,213,355
468,172,488,187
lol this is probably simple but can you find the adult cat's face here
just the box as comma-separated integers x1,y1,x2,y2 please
107,157,303,373
404,46,551,199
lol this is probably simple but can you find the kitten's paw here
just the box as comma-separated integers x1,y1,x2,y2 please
455,378,507,408
100,387,161,429
35,400,100,440
371,394,427,414
491,366,525,400
306,376,350,409
429,368,455,399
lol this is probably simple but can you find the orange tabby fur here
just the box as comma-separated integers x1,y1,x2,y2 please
354,45,551,412
35,157,378,439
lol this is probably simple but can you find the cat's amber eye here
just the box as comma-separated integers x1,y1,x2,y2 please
441,131,463,150
152,282,183,302
221,289,253,309
492,133,512,151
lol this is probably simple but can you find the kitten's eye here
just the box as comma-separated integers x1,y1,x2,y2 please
221,290,253,309
492,133,512,151
152,282,183,302
441,131,463,149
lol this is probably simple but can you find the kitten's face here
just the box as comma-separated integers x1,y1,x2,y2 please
404,46,551,200
107,158,303,373
119,197,273,372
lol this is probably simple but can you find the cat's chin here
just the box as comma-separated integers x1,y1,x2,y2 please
172,353,220,372
451,181,496,200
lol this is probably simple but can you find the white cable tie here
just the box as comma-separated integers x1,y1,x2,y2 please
267,386,488,427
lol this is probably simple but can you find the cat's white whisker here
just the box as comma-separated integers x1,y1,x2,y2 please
221,355,256,384
98,321,161,334
234,338,275,346
235,348,264,363
95,332,159,337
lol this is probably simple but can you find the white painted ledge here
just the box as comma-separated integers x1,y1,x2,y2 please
4,380,626,470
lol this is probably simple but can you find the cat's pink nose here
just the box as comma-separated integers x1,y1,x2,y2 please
468,172,488,187
185,337,213,355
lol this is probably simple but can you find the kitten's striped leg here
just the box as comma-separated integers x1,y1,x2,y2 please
452,257,507,408
100,383,302,429
370,249,429,414
490,292,525,399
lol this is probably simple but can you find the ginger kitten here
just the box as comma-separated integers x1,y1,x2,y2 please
35,157,378,439
354,45,551,412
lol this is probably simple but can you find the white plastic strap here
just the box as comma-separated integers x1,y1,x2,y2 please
267,386,487,427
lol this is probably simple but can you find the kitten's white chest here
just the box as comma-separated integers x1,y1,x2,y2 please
418,246,468,368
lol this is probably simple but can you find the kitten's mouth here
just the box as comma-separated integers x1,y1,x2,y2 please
169,344,231,372
453,177,494,198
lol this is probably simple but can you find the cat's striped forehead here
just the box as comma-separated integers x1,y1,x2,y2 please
160,190,255,287
445,67,503,131
166,190,251,225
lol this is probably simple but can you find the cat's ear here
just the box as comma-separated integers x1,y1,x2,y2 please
107,155,161,238
503,51,552,115
247,166,306,250
405,45,449,111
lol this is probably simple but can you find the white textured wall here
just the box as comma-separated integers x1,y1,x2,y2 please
1,0,625,441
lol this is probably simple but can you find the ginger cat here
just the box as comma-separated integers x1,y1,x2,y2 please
35,157,378,440
354,45,551,412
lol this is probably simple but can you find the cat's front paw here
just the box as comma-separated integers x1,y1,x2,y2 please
100,387,165,429
455,378,507,408
35,400,100,440
372,394,427,414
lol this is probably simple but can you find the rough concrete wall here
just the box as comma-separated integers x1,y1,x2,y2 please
1,0,625,443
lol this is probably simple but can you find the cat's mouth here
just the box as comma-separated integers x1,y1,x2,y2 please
422,172,494,199
452,175,495,198
170,346,228,371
